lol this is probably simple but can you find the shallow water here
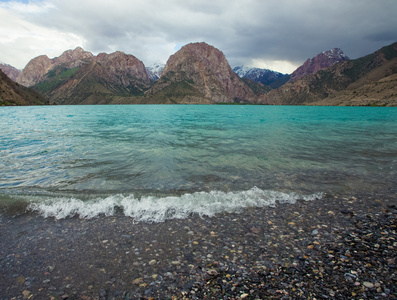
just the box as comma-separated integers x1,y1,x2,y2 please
0,105,396,220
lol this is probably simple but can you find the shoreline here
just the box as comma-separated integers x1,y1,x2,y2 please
1,191,396,299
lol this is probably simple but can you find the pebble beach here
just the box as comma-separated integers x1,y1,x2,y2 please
1,191,396,299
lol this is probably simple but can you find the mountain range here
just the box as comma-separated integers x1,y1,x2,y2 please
1,41,396,106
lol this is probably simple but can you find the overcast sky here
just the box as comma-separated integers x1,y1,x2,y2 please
0,0,396,74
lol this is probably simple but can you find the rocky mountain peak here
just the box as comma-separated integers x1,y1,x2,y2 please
54,47,93,65
162,42,224,75
94,51,150,84
149,42,256,103
53,47,94,68
16,55,53,87
289,48,349,82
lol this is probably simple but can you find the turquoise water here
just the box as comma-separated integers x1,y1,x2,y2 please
0,105,396,221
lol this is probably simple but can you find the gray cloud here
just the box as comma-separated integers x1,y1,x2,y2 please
1,0,396,73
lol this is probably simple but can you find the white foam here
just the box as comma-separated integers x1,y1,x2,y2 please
27,187,323,222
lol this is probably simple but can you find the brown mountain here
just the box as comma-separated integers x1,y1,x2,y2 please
0,69,48,106
260,42,397,106
0,63,21,81
289,48,349,82
33,50,151,105
144,42,258,104
16,47,93,87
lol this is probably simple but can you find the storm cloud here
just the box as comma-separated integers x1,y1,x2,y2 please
1,0,396,73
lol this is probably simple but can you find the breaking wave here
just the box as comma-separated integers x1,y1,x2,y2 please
27,187,323,222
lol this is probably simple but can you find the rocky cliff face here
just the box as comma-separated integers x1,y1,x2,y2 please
0,63,21,82
289,48,349,82
146,42,257,103
260,42,397,106
0,69,47,106
95,51,150,87
16,55,53,87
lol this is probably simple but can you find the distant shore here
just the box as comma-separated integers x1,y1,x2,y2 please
1,190,396,299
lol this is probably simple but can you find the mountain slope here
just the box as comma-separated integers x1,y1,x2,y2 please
145,42,258,104
311,57,397,106
261,42,397,106
0,63,21,81
0,69,48,106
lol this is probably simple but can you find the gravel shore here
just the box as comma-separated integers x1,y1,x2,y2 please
1,191,396,299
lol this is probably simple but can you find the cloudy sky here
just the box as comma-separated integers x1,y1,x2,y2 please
0,0,396,74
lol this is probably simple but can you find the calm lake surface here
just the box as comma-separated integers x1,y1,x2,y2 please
0,105,396,221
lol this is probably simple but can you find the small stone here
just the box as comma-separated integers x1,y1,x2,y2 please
240,293,249,299
22,290,31,299
250,227,260,234
363,281,374,288
149,259,157,266
311,229,319,235
207,269,218,276
132,278,144,285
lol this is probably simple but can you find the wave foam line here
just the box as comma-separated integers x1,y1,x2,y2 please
27,187,323,222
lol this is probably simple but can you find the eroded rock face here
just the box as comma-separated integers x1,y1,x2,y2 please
16,55,53,87
148,42,257,103
95,51,150,87
289,48,349,82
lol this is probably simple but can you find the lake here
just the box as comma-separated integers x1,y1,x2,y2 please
0,105,396,221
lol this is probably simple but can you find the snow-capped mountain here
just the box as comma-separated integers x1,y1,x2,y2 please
146,63,165,81
233,65,288,86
